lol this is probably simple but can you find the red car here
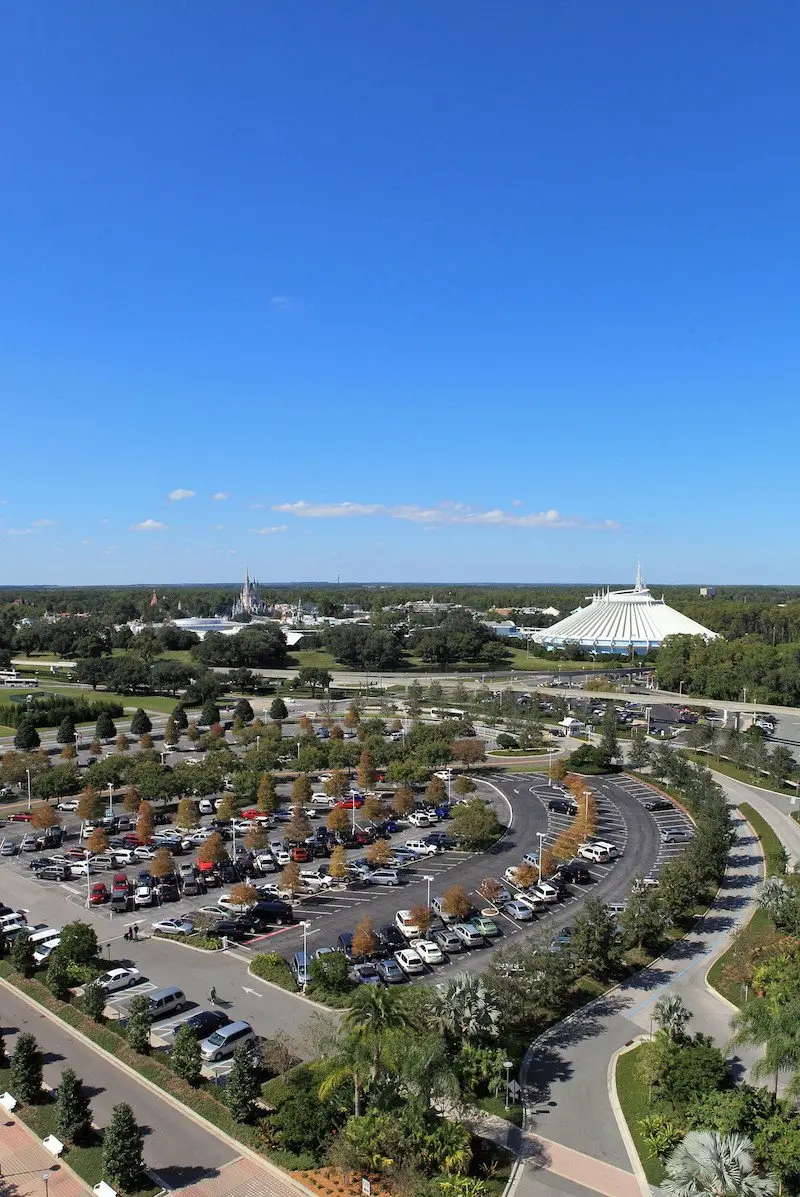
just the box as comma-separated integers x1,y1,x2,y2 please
90,882,109,905
240,808,262,820
8,812,34,823
290,845,310,863
335,797,364,810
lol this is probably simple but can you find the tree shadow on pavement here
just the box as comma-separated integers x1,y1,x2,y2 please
537,994,629,1053
155,1164,219,1189
522,1041,574,1106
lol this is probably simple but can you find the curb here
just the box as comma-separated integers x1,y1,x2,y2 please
607,1038,652,1197
245,965,334,1013
0,976,320,1197
151,934,224,954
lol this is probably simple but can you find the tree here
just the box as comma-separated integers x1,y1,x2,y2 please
325,768,349,798
729,996,800,1097
172,705,189,731
654,993,693,1041
244,823,269,852
326,805,349,835
569,897,621,978
452,739,486,767
82,977,107,1022
406,681,423,718
86,826,109,855
287,803,312,844
136,801,154,845
269,697,288,721
31,804,60,831
454,774,477,797
430,974,500,1042
441,885,472,920
163,714,179,747
357,750,375,791
130,708,152,737
200,700,221,726
256,772,277,814
122,784,141,814
197,832,228,867
620,881,667,951
291,773,312,806
345,985,412,1082
233,698,254,725
365,839,392,866
11,927,35,977
77,786,103,822
768,746,795,789
125,995,151,1055
344,702,361,729
10,1032,43,1103
214,792,235,822
393,785,415,816
14,719,40,751
426,775,448,805
409,903,433,936
451,797,499,849
171,1022,202,1085
95,711,116,741
281,860,303,894
352,916,378,959
57,715,77,745
657,858,699,924
227,1043,260,1122
328,843,349,882
59,921,99,965
55,1067,93,1144
229,882,259,910
151,847,174,879
662,1130,777,1196
549,757,568,782
599,705,620,764
175,797,200,829
298,666,332,696
102,1103,146,1193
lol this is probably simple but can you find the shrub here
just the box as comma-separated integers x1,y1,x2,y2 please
10,1031,43,1103
249,953,298,992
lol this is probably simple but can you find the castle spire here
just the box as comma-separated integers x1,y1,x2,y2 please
635,562,644,592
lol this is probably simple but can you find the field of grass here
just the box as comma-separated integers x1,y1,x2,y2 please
614,1045,666,1187
683,749,799,797
34,685,185,715
473,1093,524,1127
285,648,338,670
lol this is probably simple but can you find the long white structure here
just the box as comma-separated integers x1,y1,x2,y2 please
534,567,719,655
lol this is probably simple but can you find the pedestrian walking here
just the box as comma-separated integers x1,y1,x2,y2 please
133,924,139,941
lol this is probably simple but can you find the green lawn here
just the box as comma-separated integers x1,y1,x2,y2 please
33,685,187,715
473,1093,524,1127
614,1045,667,1187
683,749,799,798
285,648,338,670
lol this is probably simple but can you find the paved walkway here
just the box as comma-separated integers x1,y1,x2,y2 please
0,1115,89,1197
515,806,762,1196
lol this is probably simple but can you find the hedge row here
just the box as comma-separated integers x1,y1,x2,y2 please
0,696,124,728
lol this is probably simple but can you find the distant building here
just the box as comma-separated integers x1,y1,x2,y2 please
231,570,269,618
699,586,717,598
534,566,719,655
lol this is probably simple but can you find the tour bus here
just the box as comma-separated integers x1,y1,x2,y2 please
0,670,38,688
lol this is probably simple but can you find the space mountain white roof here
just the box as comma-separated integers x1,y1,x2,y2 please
534,568,719,652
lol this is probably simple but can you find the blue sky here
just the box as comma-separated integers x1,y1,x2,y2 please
1,1,798,585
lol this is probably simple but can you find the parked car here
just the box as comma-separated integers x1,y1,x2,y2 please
93,967,141,993
367,868,401,887
548,798,578,815
642,799,674,812
56,799,80,811
394,947,425,975
403,839,440,857
660,827,694,844
394,909,421,939
200,1020,258,1062
375,957,406,985
348,961,381,985
472,915,502,938
377,924,406,952
503,900,535,921
151,918,194,935
89,882,109,905
453,922,485,948
181,1009,231,1039
134,884,153,908
431,927,463,953
408,939,444,965
554,863,592,885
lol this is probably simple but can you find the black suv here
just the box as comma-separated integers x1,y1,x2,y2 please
555,862,592,885
377,924,406,952
247,900,293,928
548,798,578,816
642,799,673,812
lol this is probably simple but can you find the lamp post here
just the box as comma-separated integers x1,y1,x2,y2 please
41,1171,51,1197
503,1060,513,1110
547,751,553,787
422,873,434,908
106,784,114,818
85,848,92,909
26,768,32,811
536,831,546,880
300,919,311,990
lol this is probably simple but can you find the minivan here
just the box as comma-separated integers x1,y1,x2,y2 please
28,926,61,947
200,1019,257,1062
36,864,72,882
291,951,312,986
146,986,187,1020
522,852,542,870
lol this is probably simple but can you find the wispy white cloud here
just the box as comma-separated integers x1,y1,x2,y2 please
249,525,288,536
212,492,229,501
102,547,116,555
213,524,225,531
168,489,195,502
272,500,619,531
6,528,32,536
31,518,57,527
131,519,168,532
270,295,297,311
248,503,265,510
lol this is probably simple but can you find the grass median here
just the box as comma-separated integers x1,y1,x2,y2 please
614,1044,666,1187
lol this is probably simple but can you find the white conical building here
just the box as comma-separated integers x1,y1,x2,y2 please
533,567,719,655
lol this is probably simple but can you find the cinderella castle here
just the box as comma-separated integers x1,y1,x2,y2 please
231,570,270,618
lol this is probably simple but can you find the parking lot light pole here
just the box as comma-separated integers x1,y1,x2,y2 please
106,784,114,818
422,874,434,907
536,831,546,880
547,752,553,786
301,920,311,990
26,768,32,811
503,1060,513,1110
85,849,92,909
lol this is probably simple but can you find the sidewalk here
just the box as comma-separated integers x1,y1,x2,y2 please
0,1114,89,1197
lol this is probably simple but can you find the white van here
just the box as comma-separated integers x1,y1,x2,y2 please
310,793,335,809
28,926,61,947
33,938,61,965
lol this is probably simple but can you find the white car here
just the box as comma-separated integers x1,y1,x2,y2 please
407,811,434,828
502,900,535,922
299,870,333,891
33,938,62,965
198,799,214,815
218,892,256,913
577,844,611,863
134,884,153,908
403,839,439,857
273,849,291,866
151,918,194,935
133,846,156,860
93,966,141,993
56,800,79,811
533,881,559,904
408,938,444,966
68,861,96,877
395,909,422,938
395,947,425,975
189,829,215,844
255,853,277,873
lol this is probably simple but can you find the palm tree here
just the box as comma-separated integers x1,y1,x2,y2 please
756,877,793,928
663,1130,777,1195
317,1033,371,1117
344,985,412,1082
653,992,692,1041
391,1032,461,1115
430,974,500,1042
729,996,800,1097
